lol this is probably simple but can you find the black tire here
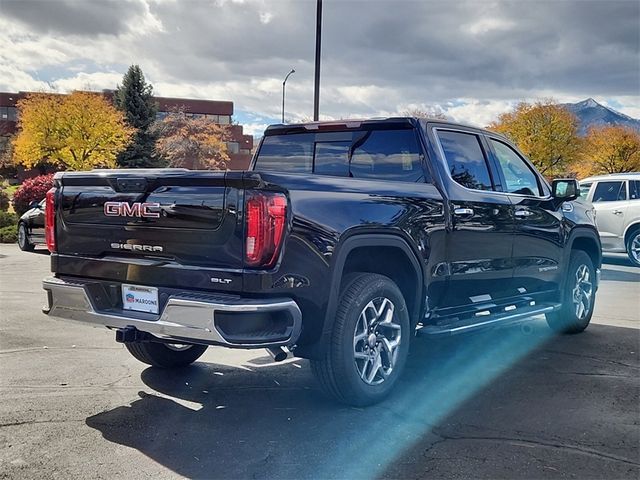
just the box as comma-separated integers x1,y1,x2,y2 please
546,250,596,334
125,342,208,368
311,273,411,406
17,223,34,251
625,228,640,267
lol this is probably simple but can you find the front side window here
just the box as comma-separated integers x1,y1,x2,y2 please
592,181,627,202
490,139,541,196
437,130,493,190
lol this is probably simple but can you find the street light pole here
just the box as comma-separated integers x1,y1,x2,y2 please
282,69,295,123
313,0,322,121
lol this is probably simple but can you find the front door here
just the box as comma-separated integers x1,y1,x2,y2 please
591,180,629,251
486,137,564,296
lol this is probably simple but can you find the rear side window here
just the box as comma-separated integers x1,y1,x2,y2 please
255,128,427,182
437,130,493,190
629,180,640,200
592,181,627,202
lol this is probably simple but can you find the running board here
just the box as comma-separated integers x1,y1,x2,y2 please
416,303,561,336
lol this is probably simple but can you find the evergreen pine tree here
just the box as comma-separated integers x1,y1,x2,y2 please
114,65,161,167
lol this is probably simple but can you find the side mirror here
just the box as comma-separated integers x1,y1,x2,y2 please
552,178,579,202
29,200,40,209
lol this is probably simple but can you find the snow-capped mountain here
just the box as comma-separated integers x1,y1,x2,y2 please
562,98,640,135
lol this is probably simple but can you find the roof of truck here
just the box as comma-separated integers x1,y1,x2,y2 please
264,116,504,138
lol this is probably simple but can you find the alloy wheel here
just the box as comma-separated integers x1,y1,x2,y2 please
165,343,193,352
18,224,27,249
631,233,640,264
353,297,402,385
572,264,593,320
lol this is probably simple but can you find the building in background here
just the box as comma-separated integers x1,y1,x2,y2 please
0,91,254,179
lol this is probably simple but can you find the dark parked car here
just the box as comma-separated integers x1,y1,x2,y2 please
42,117,601,406
18,199,45,251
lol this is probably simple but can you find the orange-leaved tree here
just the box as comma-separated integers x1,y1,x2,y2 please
152,110,231,170
12,91,133,170
488,100,582,177
572,125,640,178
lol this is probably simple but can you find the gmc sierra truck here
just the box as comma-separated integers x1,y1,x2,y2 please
42,118,601,406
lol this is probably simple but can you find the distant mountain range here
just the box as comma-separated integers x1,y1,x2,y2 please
562,98,640,135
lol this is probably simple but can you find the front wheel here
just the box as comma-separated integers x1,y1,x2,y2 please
311,273,410,406
546,250,596,334
17,223,34,251
125,342,208,368
626,229,640,267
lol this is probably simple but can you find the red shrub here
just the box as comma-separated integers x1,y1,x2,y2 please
12,174,55,215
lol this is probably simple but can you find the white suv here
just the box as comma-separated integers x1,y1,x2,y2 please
580,173,640,266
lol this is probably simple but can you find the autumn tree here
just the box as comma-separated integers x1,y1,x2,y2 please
12,92,133,170
402,107,447,120
571,125,640,178
488,100,581,177
152,110,230,170
114,65,160,168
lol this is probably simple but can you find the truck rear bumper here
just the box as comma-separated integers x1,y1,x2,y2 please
42,276,302,348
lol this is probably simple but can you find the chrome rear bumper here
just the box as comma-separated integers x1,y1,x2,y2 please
42,276,302,348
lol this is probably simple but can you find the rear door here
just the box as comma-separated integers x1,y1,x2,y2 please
431,127,515,308
485,136,564,295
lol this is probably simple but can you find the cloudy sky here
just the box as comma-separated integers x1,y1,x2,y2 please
1,0,639,135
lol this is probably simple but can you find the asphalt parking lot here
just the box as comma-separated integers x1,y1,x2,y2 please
0,244,638,479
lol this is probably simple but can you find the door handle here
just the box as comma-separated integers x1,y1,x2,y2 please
515,209,534,218
453,207,474,217
612,209,623,215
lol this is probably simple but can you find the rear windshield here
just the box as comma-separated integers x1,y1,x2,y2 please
255,128,428,183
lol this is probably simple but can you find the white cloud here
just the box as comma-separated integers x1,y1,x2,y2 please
445,99,516,127
50,71,125,92
241,122,269,137
259,12,273,24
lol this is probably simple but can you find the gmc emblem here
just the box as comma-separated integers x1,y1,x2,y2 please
104,201,161,218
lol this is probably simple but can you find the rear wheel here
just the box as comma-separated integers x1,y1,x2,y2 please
17,223,34,251
311,273,410,406
626,229,640,267
546,250,595,334
125,342,208,368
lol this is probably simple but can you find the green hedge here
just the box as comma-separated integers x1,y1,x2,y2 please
0,212,18,243
0,225,17,243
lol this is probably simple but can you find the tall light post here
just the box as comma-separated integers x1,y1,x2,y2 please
282,69,295,123
313,0,322,121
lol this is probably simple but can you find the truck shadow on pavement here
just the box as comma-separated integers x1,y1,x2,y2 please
86,322,640,479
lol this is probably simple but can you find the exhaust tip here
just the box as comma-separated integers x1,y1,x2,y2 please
267,346,288,362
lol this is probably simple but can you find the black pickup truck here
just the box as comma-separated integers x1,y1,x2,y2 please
42,118,601,406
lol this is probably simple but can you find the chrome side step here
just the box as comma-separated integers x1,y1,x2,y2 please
416,303,561,336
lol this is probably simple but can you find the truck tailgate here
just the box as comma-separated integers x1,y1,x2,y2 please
55,170,244,271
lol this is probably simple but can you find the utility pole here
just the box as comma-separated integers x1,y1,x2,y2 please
282,69,295,123
313,0,322,121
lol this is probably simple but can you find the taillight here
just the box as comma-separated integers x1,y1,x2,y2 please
45,187,56,253
245,191,287,268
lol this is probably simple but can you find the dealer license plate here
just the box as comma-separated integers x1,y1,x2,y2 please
122,284,159,314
